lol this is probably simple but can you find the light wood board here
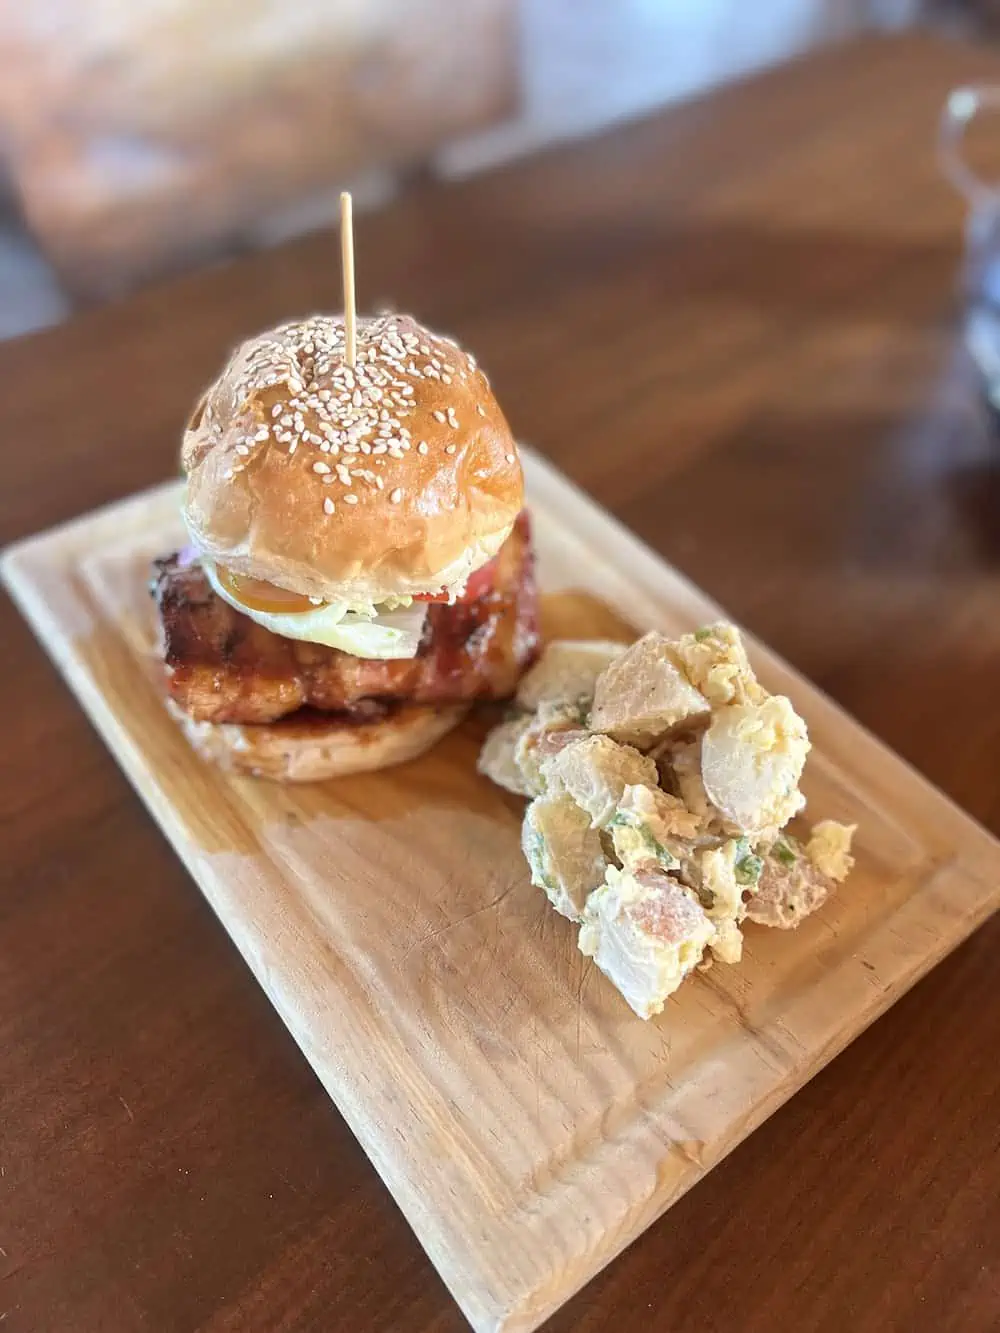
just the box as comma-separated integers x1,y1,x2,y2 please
4,448,1000,1333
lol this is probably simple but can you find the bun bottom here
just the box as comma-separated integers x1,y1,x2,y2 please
167,700,468,781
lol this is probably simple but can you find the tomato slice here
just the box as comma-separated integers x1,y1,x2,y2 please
414,555,498,604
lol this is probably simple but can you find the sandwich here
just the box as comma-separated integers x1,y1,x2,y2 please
152,312,540,779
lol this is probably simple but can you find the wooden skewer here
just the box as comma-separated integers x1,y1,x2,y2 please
340,191,357,367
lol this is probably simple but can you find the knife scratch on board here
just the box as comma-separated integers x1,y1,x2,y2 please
575,954,594,1063
400,879,518,962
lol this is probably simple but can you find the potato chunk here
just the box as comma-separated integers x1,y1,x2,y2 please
607,783,705,872
522,793,607,921
541,735,658,829
516,639,628,711
514,700,591,795
700,696,809,836
477,714,534,796
579,865,714,1019
590,632,710,748
746,834,834,929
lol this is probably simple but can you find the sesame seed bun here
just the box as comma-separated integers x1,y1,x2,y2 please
181,314,523,606
167,700,469,782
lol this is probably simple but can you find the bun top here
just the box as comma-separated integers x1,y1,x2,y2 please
181,313,523,605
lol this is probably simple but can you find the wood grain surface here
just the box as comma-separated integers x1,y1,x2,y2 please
3,32,1000,1333
7,453,999,1332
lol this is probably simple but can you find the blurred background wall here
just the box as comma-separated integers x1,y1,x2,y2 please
0,0,983,338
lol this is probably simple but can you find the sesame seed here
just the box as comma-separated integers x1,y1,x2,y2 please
313,461,330,474
372,443,387,454
441,374,452,384
376,476,384,489
343,493,358,505
323,497,335,514
505,453,516,463
390,488,403,504
271,404,283,418
417,441,428,455
344,444,360,454
433,410,446,423
255,427,270,441
476,405,486,416
235,444,250,456
445,443,457,454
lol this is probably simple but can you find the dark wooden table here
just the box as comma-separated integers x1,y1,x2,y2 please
4,32,1000,1333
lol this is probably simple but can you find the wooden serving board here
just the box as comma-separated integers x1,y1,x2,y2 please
4,449,1000,1333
